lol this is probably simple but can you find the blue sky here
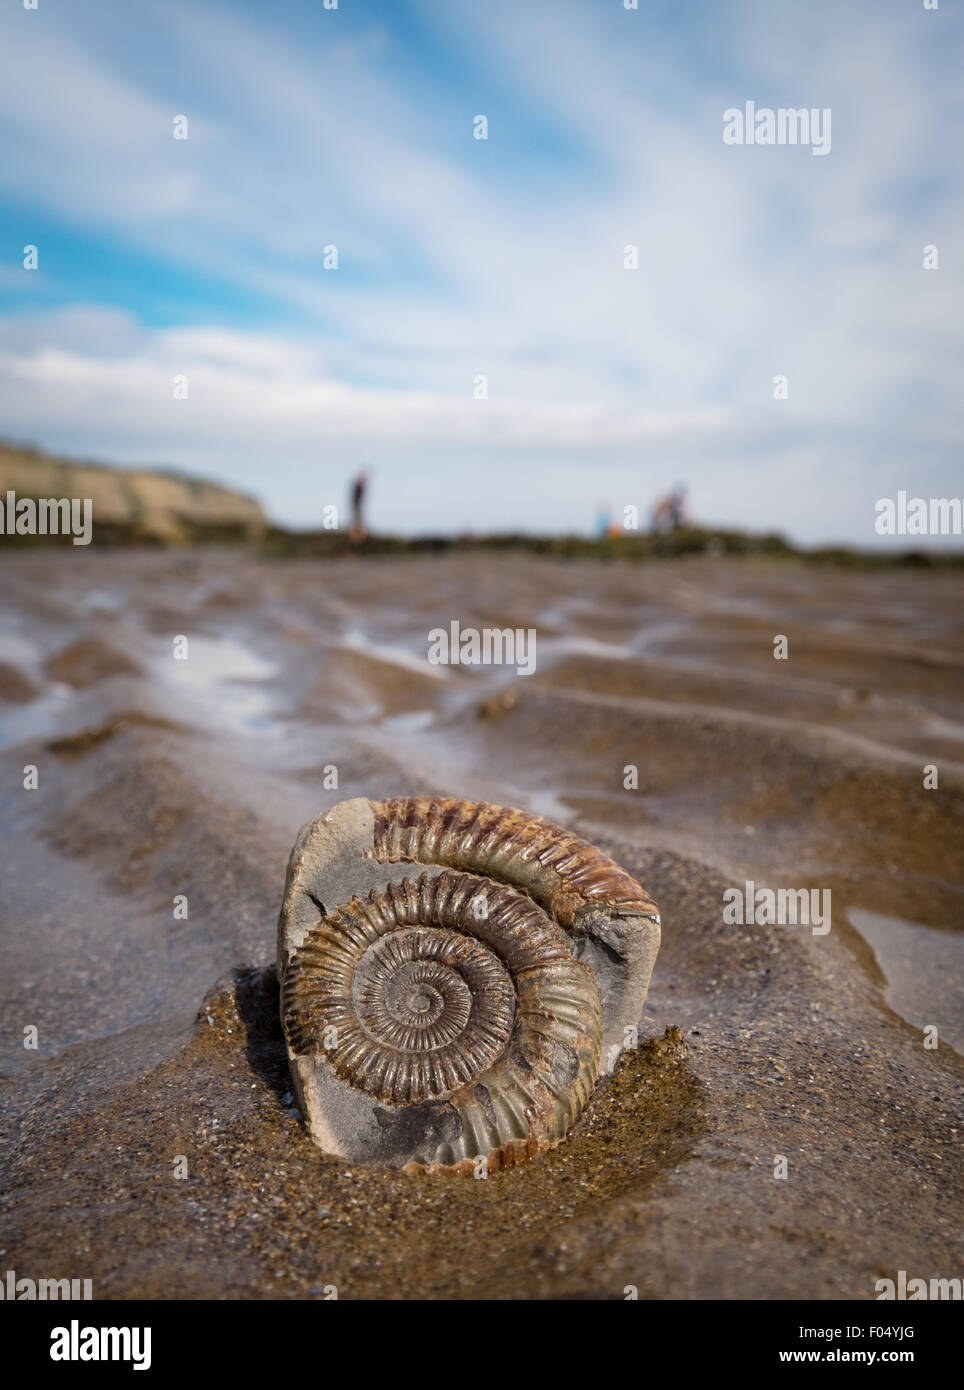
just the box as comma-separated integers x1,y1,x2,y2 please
0,0,961,544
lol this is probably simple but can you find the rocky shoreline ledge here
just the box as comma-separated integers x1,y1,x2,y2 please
2,440,961,565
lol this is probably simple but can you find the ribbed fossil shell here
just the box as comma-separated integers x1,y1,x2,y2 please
277,797,660,1174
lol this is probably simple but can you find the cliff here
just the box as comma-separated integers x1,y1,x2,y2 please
0,441,267,544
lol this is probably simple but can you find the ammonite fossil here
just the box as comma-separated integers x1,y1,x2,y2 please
277,797,660,1174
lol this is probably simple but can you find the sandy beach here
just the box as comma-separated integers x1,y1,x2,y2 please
1,548,961,1299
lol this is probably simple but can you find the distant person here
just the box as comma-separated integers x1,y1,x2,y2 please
349,469,370,543
651,485,688,533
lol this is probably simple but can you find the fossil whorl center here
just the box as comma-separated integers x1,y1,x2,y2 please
277,797,660,1174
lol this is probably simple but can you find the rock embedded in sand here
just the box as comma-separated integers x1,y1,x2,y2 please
478,689,519,719
277,796,661,1173
43,635,141,689
0,660,39,702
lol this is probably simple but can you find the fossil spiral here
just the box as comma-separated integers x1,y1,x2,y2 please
277,797,660,1173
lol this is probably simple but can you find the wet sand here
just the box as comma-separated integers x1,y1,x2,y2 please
0,548,961,1299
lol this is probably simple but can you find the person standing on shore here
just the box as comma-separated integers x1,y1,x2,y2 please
349,469,370,543
651,484,688,533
